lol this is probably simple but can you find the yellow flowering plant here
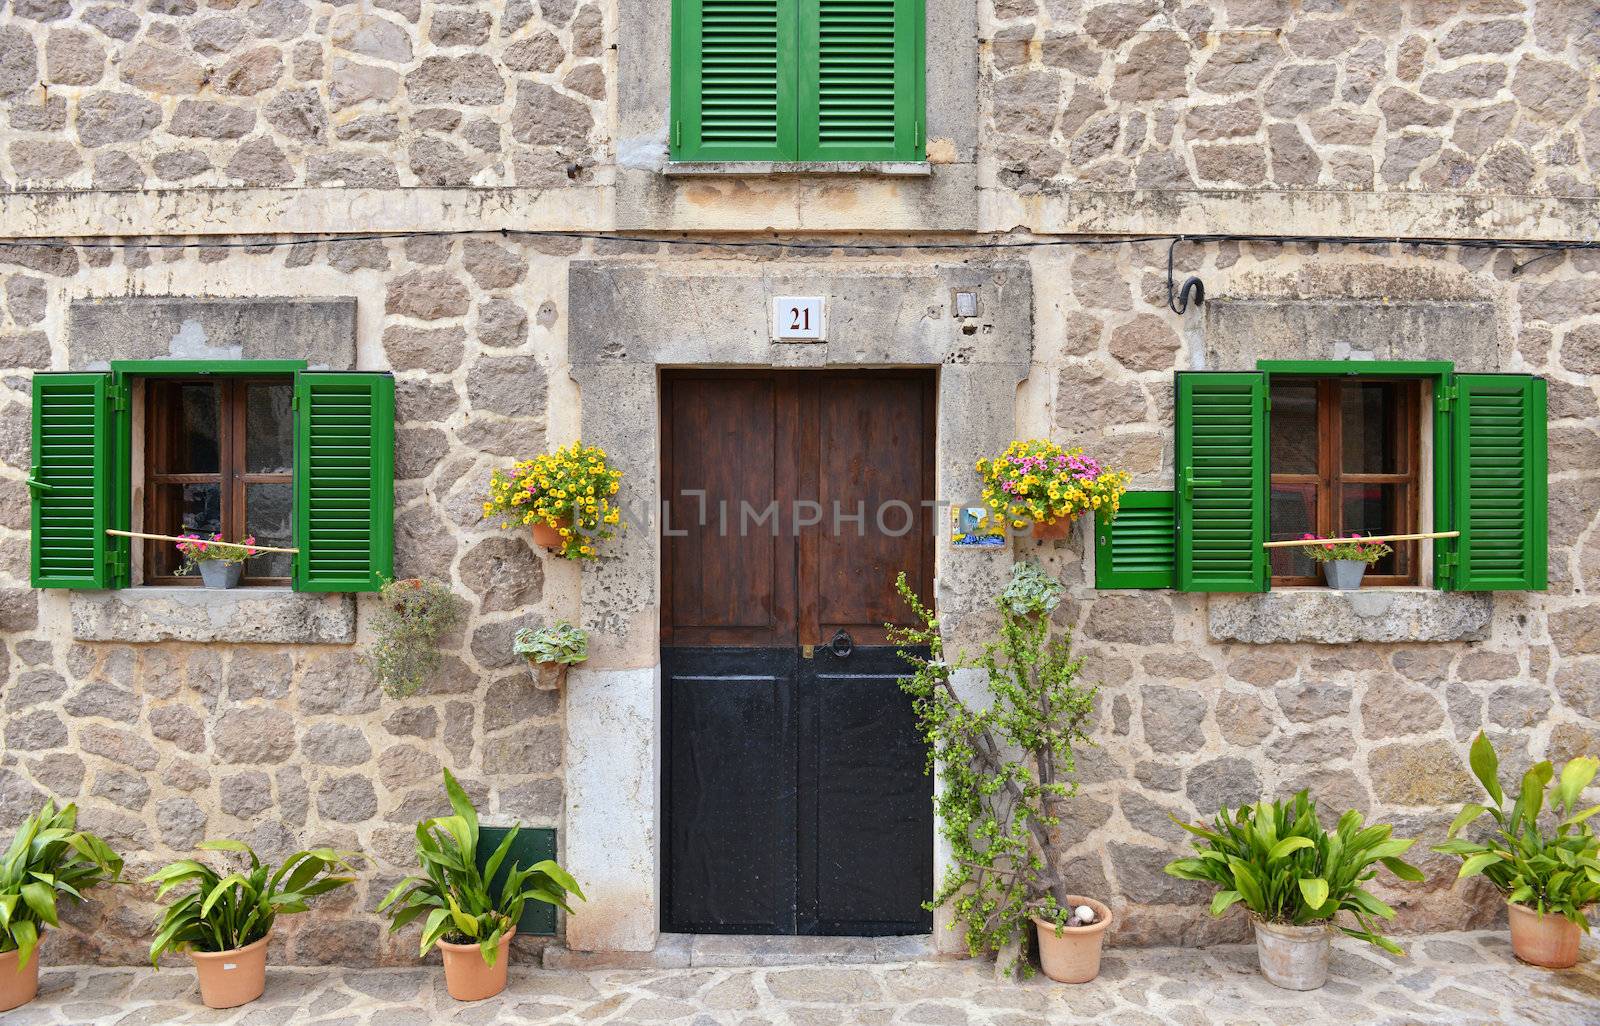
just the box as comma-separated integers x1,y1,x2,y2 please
482,442,624,560
976,439,1130,532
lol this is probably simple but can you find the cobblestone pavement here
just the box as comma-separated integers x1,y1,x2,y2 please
11,931,1599,1026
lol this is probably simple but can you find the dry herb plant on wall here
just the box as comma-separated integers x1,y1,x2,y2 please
888,562,1099,977
366,578,467,699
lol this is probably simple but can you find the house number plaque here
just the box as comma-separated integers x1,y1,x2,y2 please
771,296,826,342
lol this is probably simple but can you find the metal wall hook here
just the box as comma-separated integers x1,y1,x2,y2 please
1167,236,1206,315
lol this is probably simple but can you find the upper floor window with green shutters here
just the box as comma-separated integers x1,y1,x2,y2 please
671,0,925,162
29,364,394,594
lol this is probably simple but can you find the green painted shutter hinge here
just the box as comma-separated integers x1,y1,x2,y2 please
111,384,131,412
1437,547,1457,588
106,547,128,579
1438,382,1457,412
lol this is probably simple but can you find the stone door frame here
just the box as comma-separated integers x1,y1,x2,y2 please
562,260,1032,953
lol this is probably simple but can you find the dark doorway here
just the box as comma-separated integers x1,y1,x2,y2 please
661,369,936,936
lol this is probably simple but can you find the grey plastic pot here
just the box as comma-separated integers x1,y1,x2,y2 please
198,559,243,589
1322,559,1368,590
1254,920,1330,990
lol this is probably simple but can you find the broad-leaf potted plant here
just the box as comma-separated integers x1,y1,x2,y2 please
1164,792,1423,990
174,533,259,589
513,621,588,690
0,801,123,1013
1299,533,1393,590
379,769,585,1002
367,577,466,698
146,840,360,1009
1434,732,1600,969
483,442,624,559
976,440,1129,540
890,561,1107,981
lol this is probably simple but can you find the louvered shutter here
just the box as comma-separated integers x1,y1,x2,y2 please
30,373,116,589
293,372,394,593
799,0,922,160
1095,491,1175,589
1447,374,1547,591
673,0,799,160
1175,372,1268,593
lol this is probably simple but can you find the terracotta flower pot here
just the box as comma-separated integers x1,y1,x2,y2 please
530,518,570,550
1032,516,1074,541
1254,920,1330,991
439,928,515,1002
188,932,270,1009
1508,901,1584,969
0,946,40,1013
526,657,569,691
1033,896,1112,984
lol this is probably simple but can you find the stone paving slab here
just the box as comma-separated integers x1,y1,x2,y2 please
11,931,1599,1026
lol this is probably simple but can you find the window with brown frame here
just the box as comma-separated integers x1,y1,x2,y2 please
1267,378,1422,587
142,377,294,585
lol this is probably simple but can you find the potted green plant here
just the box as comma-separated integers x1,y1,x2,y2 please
146,840,360,1009
483,442,624,559
1434,733,1600,969
1164,792,1423,990
1299,533,1393,590
889,562,1106,981
174,533,258,589
367,577,466,698
0,801,123,1012
976,440,1129,540
513,621,589,690
379,769,584,1002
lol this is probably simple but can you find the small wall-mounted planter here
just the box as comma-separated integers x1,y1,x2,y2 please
527,657,569,691
530,519,569,550
1032,516,1074,541
1321,560,1368,590
198,559,244,589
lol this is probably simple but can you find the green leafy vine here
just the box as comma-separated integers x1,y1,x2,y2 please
888,564,1097,974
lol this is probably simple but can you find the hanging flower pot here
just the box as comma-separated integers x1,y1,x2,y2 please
514,622,588,691
529,516,571,550
1033,896,1112,983
1032,515,1074,541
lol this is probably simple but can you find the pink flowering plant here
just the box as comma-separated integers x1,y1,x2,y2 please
976,439,1130,532
1300,533,1393,565
174,532,258,574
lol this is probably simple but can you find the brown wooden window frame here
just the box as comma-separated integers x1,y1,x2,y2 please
142,376,293,586
1268,377,1422,588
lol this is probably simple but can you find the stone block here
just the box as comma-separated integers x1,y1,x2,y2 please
70,589,355,645
68,297,355,370
1208,591,1493,645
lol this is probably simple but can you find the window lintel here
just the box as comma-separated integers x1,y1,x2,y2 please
1256,359,1454,378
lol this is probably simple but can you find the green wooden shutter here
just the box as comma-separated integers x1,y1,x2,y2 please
1175,372,1268,593
1095,490,1175,589
672,0,798,160
293,372,394,593
798,0,923,160
30,373,117,589
1447,374,1547,591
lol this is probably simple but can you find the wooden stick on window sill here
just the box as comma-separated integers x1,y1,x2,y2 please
1263,530,1460,550
106,528,300,555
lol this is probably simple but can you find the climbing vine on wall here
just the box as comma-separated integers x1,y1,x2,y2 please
888,565,1097,974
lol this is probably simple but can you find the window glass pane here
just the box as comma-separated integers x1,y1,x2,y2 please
149,482,222,578
1341,382,1403,474
245,482,293,579
245,382,294,474
1269,483,1317,578
172,383,220,474
1341,482,1407,577
1269,382,1318,475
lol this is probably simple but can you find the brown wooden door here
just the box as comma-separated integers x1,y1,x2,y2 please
661,369,936,936
662,369,935,648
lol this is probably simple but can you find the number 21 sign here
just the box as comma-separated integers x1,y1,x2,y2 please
771,296,826,342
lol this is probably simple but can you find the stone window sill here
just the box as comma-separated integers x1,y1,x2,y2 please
70,587,356,645
1207,588,1492,645
662,161,932,178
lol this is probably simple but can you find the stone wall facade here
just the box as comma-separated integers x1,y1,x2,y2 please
0,0,1595,967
